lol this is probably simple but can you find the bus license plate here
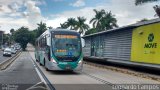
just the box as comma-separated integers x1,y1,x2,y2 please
66,66,71,70
59,62,67,64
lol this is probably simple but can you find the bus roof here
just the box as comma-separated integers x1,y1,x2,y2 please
49,29,78,33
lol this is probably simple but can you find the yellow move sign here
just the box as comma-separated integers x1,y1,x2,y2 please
131,23,160,64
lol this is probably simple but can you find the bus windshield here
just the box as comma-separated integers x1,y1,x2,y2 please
52,34,81,61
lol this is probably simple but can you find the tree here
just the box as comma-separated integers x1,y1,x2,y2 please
60,23,68,29
14,27,31,51
48,26,53,29
101,11,118,30
29,29,37,46
135,0,160,17
37,21,47,37
90,9,106,30
3,34,10,45
75,17,89,35
85,28,97,35
10,28,15,44
65,18,77,30
90,9,118,32
153,5,160,17
10,28,15,35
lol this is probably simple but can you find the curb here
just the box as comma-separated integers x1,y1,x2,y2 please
28,50,55,90
0,51,22,70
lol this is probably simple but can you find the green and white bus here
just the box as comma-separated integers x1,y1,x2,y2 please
35,29,84,71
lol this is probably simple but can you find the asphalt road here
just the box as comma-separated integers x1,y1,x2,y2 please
28,44,160,90
0,44,159,90
0,52,41,90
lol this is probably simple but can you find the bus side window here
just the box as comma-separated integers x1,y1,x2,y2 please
46,45,51,61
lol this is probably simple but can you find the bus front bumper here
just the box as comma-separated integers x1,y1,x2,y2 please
47,61,83,71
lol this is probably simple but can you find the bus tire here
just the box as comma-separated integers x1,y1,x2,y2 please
36,59,38,62
44,59,49,71
46,67,49,71
39,62,42,66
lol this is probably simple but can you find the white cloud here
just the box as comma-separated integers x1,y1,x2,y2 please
47,0,158,29
70,0,85,7
47,17,67,28
47,7,94,28
0,0,45,33
0,17,28,33
0,0,159,33
24,0,45,29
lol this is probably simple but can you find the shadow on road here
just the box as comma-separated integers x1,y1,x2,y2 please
49,70,81,75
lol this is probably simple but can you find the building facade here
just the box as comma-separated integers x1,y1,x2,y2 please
83,18,160,65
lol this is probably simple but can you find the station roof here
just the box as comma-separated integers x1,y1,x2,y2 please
83,18,160,38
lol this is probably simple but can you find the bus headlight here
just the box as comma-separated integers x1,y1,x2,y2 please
51,58,57,63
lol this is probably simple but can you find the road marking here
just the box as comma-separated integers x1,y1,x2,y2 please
29,51,55,90
35,67,47,84
30,58,47,84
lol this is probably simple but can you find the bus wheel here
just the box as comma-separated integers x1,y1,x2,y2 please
39,62,42,66
44,60,49,71
46,67,49,71
36,59,38,62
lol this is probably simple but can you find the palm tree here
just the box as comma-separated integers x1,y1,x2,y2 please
75,17,89,35
153,5,160,17
90,9,106,30
10,28,15,35
101,11,118,30
135,0,159,5
48,26,53,29
37,21,47,37
65,18,77,30
60,23,68,29
90,9,118,31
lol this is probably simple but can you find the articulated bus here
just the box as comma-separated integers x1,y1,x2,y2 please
35,29,84,71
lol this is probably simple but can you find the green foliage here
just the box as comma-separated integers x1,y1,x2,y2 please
90,9,106,30
29,29,37,46
48,26,53,29
153,5,160,17
85,28,97,35
75,17,89,34
90,9,118,32
10,28,15,44
10,28,15,35
11,22,47,48
14,27,31,51
60,23,68,29
59,17,89,35
28,21,47,46
3,34,10,45
36,21,47,37
66,18,77,30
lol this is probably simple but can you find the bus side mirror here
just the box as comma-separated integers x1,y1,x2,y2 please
81,38,85,48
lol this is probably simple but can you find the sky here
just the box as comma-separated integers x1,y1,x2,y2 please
0,0,159,33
